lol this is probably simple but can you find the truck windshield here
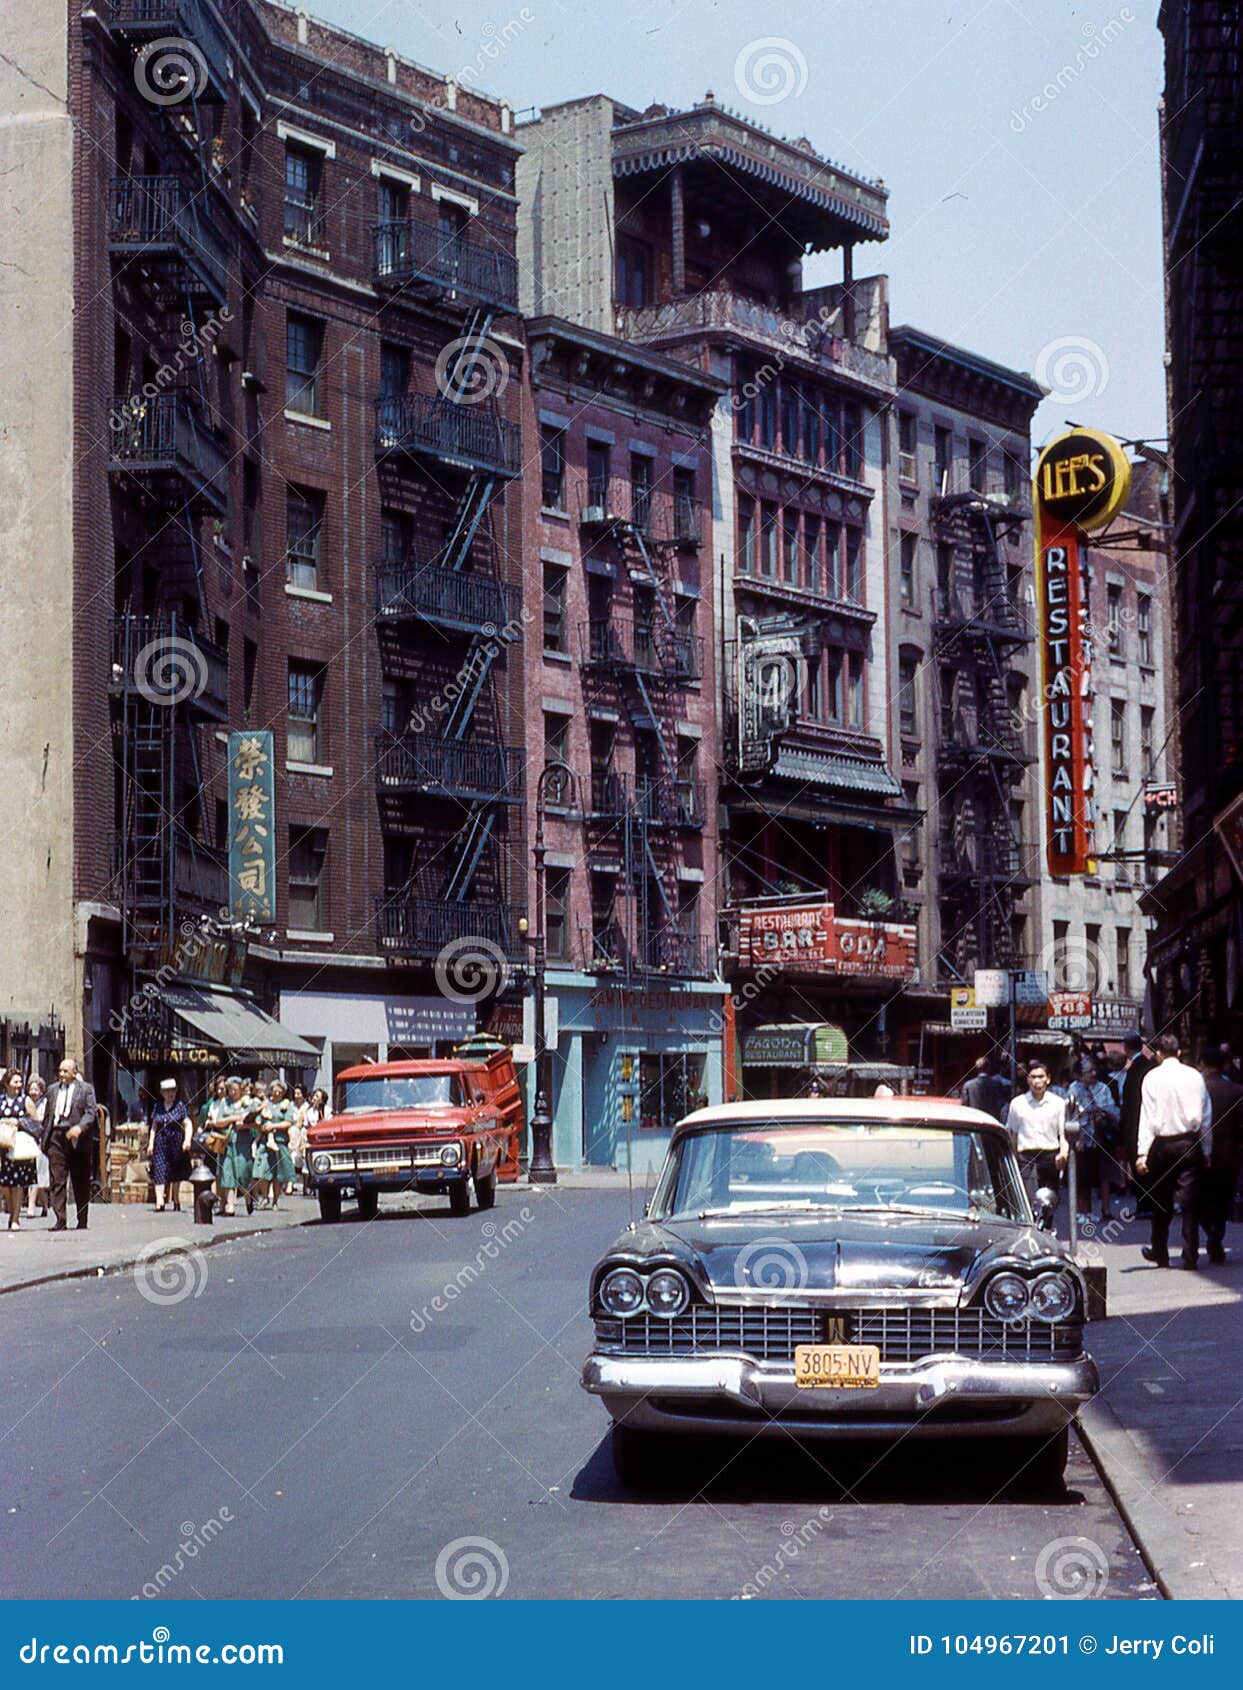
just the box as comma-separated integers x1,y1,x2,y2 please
337,1075,457,1113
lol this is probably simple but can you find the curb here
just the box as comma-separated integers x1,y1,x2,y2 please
0,1218,313,1299
1077,1394,1230,1601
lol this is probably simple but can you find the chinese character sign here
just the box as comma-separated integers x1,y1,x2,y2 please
228,731,275,923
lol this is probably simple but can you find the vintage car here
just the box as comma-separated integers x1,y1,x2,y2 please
307,1042,522,1221
583,1099,1098,1490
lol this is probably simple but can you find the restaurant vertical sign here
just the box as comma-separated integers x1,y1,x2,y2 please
228,731,275,923
1033,429,1131,876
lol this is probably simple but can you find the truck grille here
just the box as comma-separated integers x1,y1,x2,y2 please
595,1306,1082,1363
320,1145,447,1171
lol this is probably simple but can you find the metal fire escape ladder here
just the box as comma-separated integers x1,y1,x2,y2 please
444,807,496,902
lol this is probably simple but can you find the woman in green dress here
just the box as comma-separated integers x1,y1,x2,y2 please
254,1079,296,1209
215,1076,255,1217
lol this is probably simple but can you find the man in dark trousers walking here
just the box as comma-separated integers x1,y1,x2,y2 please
42,1058,99,1231
1200,1045,1243,1264
1137,1034,1212,1269
1119,1030,1156,1214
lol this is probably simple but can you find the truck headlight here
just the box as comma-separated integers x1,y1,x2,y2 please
984,1271,1030,1322
598,1268,645,1317
440,1143,462,1167
311,1152,331,1175
1029,1270,1076,1323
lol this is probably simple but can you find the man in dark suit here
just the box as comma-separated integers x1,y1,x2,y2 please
42,1058,98,1231
1119,1031,1157,1214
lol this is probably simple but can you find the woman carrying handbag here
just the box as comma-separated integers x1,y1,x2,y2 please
0,1068,40,1231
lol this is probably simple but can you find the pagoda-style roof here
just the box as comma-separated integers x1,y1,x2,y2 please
611,99,888,250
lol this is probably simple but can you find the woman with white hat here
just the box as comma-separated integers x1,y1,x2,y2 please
147,1077,192,1213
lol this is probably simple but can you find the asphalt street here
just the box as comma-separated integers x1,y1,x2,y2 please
0,1189,1156,1601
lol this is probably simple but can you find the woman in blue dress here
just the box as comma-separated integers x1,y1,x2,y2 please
147,1078,192,1212
215,1076,255,1217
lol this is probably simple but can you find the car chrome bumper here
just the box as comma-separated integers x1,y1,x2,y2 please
581,1352,1098,1439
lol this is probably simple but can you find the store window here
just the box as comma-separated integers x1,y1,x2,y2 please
638,1053,706,1132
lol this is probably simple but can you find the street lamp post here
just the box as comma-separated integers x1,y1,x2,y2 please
525,759,573,1185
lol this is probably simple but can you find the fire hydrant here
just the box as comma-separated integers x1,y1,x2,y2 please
189,1160,217,1226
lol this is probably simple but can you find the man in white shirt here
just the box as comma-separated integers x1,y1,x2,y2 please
1137,1033,1213,1269
1003,1061,1069,1220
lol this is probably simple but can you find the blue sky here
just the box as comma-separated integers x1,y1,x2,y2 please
306,0,1166,448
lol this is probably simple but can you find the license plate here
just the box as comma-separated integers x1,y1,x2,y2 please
794,1344,881,1389
370,1163,402,1174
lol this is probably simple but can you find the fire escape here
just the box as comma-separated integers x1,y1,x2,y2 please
932,492,1034,977
105,7,233,965
371,220,527,960
578,479,709,981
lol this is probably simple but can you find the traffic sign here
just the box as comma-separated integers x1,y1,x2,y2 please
973,969,1009,1008
1013,969,1049,1006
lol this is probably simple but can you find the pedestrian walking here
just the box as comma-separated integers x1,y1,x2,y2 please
0,1068,38,1231
1068,1054,1124,1221
42,1058,99,1232
1200,1045,1243,1264
214,1076,255,1217
147,1077,193,1212
24,1074,49,1219
253,1079,296,1208
1119,1030,1157,1214
1137,1033,1213,1270
1003,1061,1069,1218
962,1055,1011,1122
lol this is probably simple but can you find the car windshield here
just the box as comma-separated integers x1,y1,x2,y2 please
651,1119,1028,1223
336,1075,458,1114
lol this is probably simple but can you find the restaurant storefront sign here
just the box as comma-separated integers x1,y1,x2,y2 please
738,902,916,982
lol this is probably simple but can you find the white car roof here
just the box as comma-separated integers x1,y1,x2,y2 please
676,1098,1008,1135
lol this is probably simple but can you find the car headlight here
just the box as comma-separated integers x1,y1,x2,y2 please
311,1152,331,1175
598,1267,645,1318
1029,1270,1077,1323
645,1268,691,1318
440,1143,462,1166
984,1271,1030,1322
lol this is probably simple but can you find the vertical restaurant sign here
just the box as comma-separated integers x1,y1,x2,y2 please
228,731,275,923
1034,429,1131,876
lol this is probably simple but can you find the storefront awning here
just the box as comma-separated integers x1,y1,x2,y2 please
159,983,319,1067
743,1023,848,1066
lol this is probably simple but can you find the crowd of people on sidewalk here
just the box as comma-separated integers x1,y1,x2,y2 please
0,1059,330,1233
958,1032,1242,1269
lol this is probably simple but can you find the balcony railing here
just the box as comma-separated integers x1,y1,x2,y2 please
174,834,229,909
377,895,527,961
579,922,628,974
111,612,229,721
375,732,524,803
642,928,714,978
375,393,520,479
108,1,232,101
110,176,230,304
636,778,706,830
373,219,518,313
375,559,519,636
581,619,704,683
110,391,228,512
933,586,1033,642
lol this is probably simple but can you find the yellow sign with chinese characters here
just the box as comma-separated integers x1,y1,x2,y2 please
228,731,275,923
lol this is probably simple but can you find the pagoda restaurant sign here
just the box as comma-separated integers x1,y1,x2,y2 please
739,902,916,981
1034,429,1131,876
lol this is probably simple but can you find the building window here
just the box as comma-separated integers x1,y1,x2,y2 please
759,382,777,451
540,422,566,509
1004,448,1024,501
1116,927,1132,999
968,437,987,493
543,710,569,770
805,650,822,720
898,411,918,483
287,826,327,931
615,235,651,307
782,511,799,583
374,176,408,275
827,649,843,721
759,502,778,577
934,426,952,494
803,516,822,593
736,496,755,573
638,1053,705,1131
586,438,610,507
802,392,821,466
781,382,801,458
821,395,842,472
899,651,919,738
546,868,570,960
842,402,863,479
902,781,922,876
381,677,406,736
823,522,842,597
935,541,953,616
379,341,409,400
287,662,323,764
629,453,652,531
846,652,864,726
735,360,755,444
1106,582,1123,653
285,312,323,416
842,527,863,602
1141,705,1155,774
899,532,917,606
1137,594,1153,665
284,143,324,246
542,563,568,654
380,508,412,566
286,486,324,591
672,467,697,541
1110,698,1127,775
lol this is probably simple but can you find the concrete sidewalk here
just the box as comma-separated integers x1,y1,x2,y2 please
1079,1211,1243,1600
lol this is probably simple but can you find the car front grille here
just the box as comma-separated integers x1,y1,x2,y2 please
320,1145,447,1171
595,1305,1083,1363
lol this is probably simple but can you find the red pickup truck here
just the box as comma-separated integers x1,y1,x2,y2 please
307,1042,523,1222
